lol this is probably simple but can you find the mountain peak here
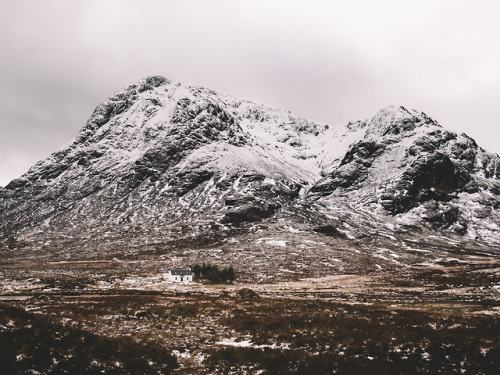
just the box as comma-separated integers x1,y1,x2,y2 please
366,105,441,137
76,76,175,143
110,75,172,102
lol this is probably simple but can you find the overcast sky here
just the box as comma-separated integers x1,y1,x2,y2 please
1,0,499,187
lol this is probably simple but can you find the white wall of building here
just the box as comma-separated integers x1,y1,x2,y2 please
163,271,193,282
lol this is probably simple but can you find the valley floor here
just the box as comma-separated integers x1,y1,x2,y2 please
1,258,500,374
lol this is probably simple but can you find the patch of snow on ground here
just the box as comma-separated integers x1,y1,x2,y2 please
216,338,290,350
265,240,287,247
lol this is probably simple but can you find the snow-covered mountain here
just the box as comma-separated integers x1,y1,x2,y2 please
1,76,499,275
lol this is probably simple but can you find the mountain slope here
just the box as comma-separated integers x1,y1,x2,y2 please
312,106,500,242
1,76,499,278
0,77,326,250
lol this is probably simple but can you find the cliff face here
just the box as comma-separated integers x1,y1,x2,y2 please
1,76,500,269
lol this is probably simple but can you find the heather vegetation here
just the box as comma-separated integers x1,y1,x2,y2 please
210,299,500,374
0,257,499,374
0,304,178,374
1,287,499,374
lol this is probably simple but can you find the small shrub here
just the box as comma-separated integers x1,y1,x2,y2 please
192,263,236,283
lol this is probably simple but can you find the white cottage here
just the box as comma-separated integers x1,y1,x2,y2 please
164,268,193,282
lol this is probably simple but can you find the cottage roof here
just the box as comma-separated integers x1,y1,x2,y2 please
170,269,193,275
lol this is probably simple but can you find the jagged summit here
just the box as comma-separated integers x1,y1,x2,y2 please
79,76,171,138
369,105,440,130
344,105,440,138
1,76,499,274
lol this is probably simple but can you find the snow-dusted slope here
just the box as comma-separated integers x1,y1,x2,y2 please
0,77,331,247
1,76,500,267
312,106,500,244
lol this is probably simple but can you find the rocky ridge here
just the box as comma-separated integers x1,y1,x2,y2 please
1,76,499,277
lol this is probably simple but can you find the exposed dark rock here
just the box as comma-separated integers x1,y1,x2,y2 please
137,75,169,92
172,170,215,196
4,178,28,190
240,174,266,183
222,202,280,224
77,149,105,167
382,153,468,215
225,196,252,207
473,207,492,219
313,225,345,238
450,139,477,169
462,179,481,194
133,147,183,183
490,184,500,195
421,205,460,228
312,141,385,194
340,141,385,166
382,117,417,136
